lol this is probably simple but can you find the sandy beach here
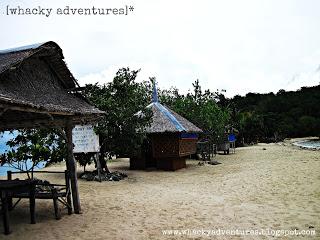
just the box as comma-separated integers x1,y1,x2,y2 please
1,143,319,239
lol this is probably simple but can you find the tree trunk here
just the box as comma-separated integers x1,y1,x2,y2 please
99,151,110,173
65,122,81,214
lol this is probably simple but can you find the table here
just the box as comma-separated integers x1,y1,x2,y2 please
0,180,36,235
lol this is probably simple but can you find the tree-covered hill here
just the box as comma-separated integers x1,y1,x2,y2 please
230,85,320,143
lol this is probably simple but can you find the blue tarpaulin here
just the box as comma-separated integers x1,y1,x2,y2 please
152,81,187,132
228,134,236,142
180,133,198,139
154,102,186,132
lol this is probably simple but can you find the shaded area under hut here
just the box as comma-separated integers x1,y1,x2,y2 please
0,41,104,216
130,84,202,171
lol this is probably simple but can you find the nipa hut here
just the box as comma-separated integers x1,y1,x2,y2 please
0,41,104,213
130,84,202,171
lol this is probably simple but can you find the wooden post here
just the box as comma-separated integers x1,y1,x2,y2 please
95,153,102,182
52,188,61,220
7,171,13,210
65,122,81,214
29,182,36,224
2,192,11,235
65,170,72,215
7,171,12,181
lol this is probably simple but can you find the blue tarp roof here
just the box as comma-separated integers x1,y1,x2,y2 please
153,102,186,132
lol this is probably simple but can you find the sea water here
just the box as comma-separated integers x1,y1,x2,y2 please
0,131,45,176
293,139,320,150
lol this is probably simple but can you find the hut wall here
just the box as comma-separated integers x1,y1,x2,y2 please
129,147,148,170
130,156,146,170
172,157,186,170
156,157,186,171
132,133,197,171
130,143,155,170
151,134,180,158
179,139,198,156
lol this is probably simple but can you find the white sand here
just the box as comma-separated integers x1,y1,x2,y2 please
1,143,319,239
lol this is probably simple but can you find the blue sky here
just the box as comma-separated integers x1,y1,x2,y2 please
1,0,320,97
0,132,13,153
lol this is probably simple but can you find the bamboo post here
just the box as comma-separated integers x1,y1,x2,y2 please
65,122,81,214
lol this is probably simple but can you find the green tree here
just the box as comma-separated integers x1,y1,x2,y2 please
83,68,153,172
0,129,66,178
299,115,318,136
237,111,264,143
230,85,320,142
160,80,231,143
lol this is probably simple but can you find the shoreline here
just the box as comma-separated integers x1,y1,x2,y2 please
282,137,320,150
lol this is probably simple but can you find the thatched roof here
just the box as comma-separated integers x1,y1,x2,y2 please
144,83,202,134
0,41,103,130
0,41,77,89
146,102,203,133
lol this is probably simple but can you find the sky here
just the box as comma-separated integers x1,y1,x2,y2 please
0,0,320,97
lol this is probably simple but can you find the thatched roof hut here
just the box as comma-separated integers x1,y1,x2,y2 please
0,41,104,214
130,84,202,171
0,41,103,130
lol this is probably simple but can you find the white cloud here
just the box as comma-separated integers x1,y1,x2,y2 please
78,62,160,86
285,69,320,92
1,0,320,96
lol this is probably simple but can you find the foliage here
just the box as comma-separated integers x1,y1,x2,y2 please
0,129,66,177
83,68,153,171
230,85,320,143
160,79,231,143
74,153,95,172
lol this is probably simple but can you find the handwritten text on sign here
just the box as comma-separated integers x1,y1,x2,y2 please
72,125,100,153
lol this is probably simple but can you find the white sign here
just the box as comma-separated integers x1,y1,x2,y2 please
72,125,100,153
